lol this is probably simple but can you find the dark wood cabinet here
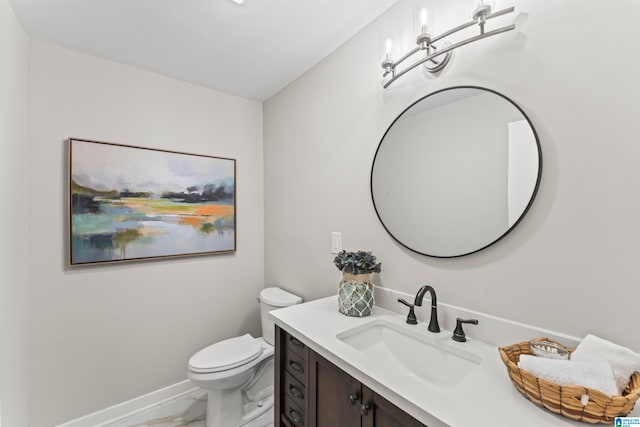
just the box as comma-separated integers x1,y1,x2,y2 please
309,351,362,427
360,385,427,427
275,325,427,427
276,328,309,426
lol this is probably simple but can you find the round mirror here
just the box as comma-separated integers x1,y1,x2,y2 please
371,86,541,258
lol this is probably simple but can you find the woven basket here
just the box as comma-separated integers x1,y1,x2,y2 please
498,339,640,424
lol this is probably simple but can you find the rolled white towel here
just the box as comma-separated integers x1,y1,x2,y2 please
570,360,619,397
518,354,572,385
519,354,618,396
571,334,640,394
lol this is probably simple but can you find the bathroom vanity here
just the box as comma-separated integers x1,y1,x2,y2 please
271,291,633,426
276,325,425,426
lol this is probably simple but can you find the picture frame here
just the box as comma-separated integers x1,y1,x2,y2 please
69,138,236,266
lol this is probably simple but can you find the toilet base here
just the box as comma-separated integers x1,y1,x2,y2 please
205,390,273,427
202,355,275,427
240,394,273,426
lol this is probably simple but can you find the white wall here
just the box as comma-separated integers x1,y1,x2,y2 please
0,0,29,425
264,0,640,351
28,41,264,426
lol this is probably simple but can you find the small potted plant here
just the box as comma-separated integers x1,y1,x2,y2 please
333,250,381,317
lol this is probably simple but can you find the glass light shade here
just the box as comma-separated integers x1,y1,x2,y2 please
379,30,395,63
413,1,434,36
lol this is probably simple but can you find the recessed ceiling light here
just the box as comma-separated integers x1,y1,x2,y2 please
230,0,249,5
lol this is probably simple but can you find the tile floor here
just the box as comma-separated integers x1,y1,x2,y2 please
104,389,206,427
103,389,274,427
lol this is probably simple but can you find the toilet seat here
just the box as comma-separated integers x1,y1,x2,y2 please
189,334,262,374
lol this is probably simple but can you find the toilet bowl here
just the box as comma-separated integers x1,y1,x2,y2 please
188,287,302,427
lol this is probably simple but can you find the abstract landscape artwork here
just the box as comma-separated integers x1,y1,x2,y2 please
69,138,236,265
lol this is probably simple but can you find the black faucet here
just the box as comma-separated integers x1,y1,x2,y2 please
414,285,440,333
452,318,478,342
397,298,418,324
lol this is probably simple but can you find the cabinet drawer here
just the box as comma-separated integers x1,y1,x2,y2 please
284,331,307,358
283,392,305,426
284,346,306,384
283,370,305,410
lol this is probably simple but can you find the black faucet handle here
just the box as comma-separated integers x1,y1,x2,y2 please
397,298,418,325
452,318,478,342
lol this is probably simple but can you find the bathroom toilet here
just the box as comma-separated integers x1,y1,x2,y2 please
188,287,302,427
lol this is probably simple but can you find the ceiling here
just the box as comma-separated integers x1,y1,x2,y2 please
9,0,399,101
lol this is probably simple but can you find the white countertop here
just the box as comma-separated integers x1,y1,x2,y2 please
271,294,638,426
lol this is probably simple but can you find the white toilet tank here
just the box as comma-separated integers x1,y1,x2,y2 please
259,287,302,345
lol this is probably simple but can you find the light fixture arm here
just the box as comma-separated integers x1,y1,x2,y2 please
382,6,516,88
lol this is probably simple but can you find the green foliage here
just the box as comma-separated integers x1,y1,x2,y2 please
333,250,382,274
71,179,119,198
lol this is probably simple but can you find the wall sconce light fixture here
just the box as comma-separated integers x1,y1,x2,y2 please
381,0,516,88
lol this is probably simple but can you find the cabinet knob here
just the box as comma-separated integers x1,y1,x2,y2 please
360,403,371,416
289,360,304,374
289,408,303,424
289,336,305,348
289,384,304,399
348,393,359,405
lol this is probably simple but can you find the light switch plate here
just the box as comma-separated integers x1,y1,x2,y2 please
331,232,342,254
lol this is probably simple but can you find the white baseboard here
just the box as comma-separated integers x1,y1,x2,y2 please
56,380,199,427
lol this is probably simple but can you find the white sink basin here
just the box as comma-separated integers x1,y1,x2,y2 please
336,319,481,387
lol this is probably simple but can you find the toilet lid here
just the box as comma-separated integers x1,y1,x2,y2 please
260,287,303,307
189,334,262,373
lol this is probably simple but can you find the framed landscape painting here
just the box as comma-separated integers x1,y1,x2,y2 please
69,138,236,265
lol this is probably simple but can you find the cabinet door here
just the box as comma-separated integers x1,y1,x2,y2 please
361,385,427,427
309,351,362,427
